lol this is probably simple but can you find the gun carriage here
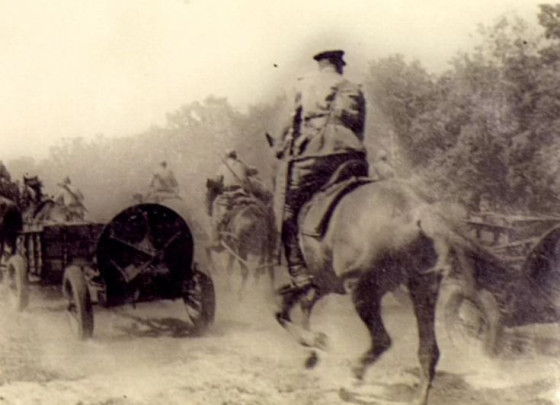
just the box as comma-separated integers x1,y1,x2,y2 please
444,212,560,355
2,202,215,339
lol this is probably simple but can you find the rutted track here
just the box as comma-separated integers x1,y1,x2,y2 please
0,267,559,405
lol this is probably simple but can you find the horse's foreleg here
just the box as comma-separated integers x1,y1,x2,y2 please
300,289,328,350
276,287,326,350
238,256,249,301
268,261,275,290
351,276,391,380
254,251,265,285
225,250,235,292
408,273,442,405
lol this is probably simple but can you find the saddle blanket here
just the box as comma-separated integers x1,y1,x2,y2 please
300,176,373,238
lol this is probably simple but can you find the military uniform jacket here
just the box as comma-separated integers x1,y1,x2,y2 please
213,157,257,190
277,68,366,159
56,184,84,208
152,167,178,192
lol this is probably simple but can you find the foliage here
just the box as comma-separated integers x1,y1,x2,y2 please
5,97,276,227
5,4,560,223
366,9,560,214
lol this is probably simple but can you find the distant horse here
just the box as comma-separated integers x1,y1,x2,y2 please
0,195,23,256
21,176,68,224
272,174,488,405
206,179,276,295
220,200,276,294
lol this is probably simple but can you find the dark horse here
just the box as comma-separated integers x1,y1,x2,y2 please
274,177,485,405
0,195,23,260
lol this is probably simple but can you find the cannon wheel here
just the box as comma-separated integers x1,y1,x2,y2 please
3,255,29,311
63,265,94,339
183,268,215,336
444,284,503,356
96,203,194,306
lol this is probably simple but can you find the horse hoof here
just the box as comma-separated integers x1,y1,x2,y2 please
314,332,329,351
305,350,319,369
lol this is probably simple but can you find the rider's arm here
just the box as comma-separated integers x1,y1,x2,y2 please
273,84,302,159
336,82,366,140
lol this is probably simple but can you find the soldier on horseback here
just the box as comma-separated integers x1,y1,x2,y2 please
55,176,86,221
206,149,263,248
149,160,180,202
20,174,44,219
273,49,369,295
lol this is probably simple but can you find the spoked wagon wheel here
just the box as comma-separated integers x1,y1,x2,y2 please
63,265,94,340
444,284,503,356
183,267,215,336
3,255,29,311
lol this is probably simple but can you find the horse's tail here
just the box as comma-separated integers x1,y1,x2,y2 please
415,204,507,281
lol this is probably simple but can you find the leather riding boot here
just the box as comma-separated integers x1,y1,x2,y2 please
279,220,315,295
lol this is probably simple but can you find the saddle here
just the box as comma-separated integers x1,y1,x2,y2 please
299,160,373,238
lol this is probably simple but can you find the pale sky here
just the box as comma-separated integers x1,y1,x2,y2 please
0,0,545,160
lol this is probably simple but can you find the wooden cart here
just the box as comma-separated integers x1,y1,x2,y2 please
444,213,560,355
2,203,215,339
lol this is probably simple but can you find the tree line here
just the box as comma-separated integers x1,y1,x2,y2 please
6,4,560,225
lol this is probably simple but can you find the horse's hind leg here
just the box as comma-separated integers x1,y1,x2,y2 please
351,275,391,380
224,250,235,292
238,252,250,301
407,272,442,405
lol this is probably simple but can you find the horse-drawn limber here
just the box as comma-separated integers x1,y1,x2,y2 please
443,212,560,355
1,201,215,340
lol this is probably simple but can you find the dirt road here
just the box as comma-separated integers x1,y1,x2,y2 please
0,267,559,405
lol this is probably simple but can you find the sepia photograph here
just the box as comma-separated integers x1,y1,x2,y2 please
0,0,559,404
